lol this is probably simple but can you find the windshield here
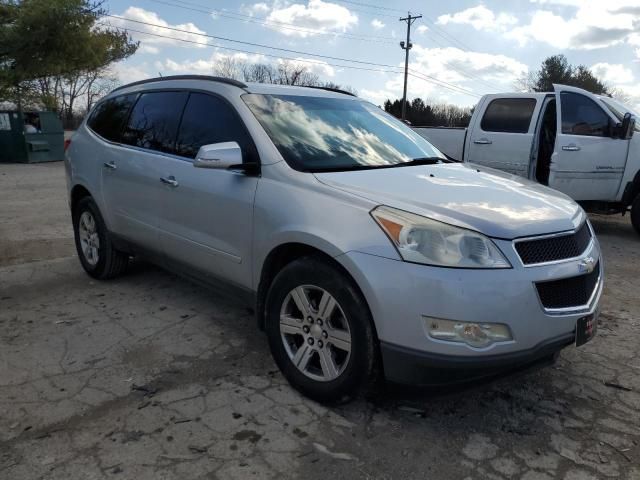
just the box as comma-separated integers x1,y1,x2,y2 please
599,96,640,132
242,94,446,172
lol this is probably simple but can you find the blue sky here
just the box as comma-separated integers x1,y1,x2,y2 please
103,0,640,109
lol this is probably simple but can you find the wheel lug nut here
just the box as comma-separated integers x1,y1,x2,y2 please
317,319,323,326
318,340,323,348
307,338,314,345
322,331,328,338
307,316,313,323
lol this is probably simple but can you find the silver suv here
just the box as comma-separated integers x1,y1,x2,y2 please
66,75,602,402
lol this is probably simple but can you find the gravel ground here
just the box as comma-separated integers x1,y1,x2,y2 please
1,162,639,480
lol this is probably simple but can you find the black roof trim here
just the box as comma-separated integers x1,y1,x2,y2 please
304,85,356,97
112,75,247,92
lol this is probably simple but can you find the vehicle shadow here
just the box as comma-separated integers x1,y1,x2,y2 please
588,213,638,241
123,257,564,412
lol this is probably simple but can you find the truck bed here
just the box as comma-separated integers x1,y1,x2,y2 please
413,127,467,161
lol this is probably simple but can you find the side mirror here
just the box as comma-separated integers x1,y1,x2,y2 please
620,113,636,140
194,141,243,169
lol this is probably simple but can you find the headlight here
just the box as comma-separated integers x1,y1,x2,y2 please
371,206,511,268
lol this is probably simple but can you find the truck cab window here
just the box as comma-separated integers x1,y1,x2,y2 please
560,92,610,137
480,98,536,133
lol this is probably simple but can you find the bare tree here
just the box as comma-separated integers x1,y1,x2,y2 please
213,57,357,93
242,63,277,84
277,61,319,86
86,73,118,112
322,81,357,96
514,71,536,92
609,88,633,106
212,57,245,80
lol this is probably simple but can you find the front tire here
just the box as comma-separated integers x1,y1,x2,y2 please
265,256,378,403
72,197,128,279
631,194,640,236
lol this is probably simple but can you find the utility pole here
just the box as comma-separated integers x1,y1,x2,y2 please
399,12,421,121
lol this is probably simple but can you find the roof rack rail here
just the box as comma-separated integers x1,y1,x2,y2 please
112,75,247,92
304,85,356,97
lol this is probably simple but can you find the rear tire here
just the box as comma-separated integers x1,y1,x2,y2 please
72,197,128,279
632,194,640,236
264,256,379,403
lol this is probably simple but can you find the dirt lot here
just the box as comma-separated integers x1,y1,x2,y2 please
1,162,639,480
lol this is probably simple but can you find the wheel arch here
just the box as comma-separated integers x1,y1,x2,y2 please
255,242,376,343
70,184,93,214
622,169,640,207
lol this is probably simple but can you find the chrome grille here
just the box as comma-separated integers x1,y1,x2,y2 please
515,222,591,265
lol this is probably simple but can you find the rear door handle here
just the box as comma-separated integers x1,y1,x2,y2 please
562,144,581,151
103,161,116,170
473,138,492,145
160,176,179,187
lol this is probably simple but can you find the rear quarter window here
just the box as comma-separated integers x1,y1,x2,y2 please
480,98,536,133
87,94,138,142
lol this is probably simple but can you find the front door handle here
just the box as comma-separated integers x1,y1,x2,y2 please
562,144,581,151
474,138,492,145
160,176,179,187
103,161,116,170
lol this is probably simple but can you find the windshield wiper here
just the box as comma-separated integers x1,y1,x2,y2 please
308,157,444,173
392,156,443,167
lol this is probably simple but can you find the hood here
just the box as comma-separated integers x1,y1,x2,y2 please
314,163,583,239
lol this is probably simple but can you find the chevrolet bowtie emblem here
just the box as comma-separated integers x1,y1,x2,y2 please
578,256,596,274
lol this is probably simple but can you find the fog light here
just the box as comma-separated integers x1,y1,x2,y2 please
426,317,512,348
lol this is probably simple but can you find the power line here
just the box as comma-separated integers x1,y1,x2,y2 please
147,0,399,44
400,21,502,92
329,0,408,14
408,71,481,98
314,1,406,19
104,14,406,68
101,23,403,74
100,22,481,99
417,34,502,92
141,0,500,92
422,15,477,53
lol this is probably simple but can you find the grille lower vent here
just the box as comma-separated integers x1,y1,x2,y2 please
515,222,591,265
536,261,600,310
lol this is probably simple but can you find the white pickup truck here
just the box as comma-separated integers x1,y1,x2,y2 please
414,84,640,234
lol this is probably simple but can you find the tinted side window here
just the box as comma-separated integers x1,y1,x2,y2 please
560,92,610,137
176,93,254,160
87,94,137,142
481,98,536,133
122,91,188,154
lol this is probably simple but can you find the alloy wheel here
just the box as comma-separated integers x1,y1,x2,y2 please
78,211,100,266
279,285,352,382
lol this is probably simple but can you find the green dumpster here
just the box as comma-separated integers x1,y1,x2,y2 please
0,110,64,163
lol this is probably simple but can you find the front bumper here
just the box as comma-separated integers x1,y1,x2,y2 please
380,333,573,385
338,235,602,385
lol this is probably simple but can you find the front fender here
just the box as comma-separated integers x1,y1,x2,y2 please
252,228,347,289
